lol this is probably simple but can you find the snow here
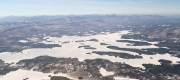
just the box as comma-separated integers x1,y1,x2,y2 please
99,68,114,76
0,69,76,80
18,40,28,43
0,30,179,68
114,76,139,80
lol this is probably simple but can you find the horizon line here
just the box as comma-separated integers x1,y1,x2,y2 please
1,14,180,18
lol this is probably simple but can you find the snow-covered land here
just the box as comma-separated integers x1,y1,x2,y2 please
99,68,114,76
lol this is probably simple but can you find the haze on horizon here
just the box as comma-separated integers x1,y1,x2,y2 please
0,0,180,17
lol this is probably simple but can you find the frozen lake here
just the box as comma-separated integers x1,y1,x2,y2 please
0,30,179,79
0,30,179,67
0,69,76,80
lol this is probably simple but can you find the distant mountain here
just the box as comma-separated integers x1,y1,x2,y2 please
1,15,180,39
0,15,171,23
134,26,180,39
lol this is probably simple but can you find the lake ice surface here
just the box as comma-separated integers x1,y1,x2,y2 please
0,30,179,79
0,69,76,80
0,30,179,67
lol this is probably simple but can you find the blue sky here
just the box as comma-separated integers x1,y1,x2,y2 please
0,0,180,17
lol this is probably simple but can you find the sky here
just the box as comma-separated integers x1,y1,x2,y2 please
0,0,180,17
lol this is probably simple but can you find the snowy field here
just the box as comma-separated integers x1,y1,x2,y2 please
99,68,114,76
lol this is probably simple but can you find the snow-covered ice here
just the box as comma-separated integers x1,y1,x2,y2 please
0,30,179,68
0,69,76,80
